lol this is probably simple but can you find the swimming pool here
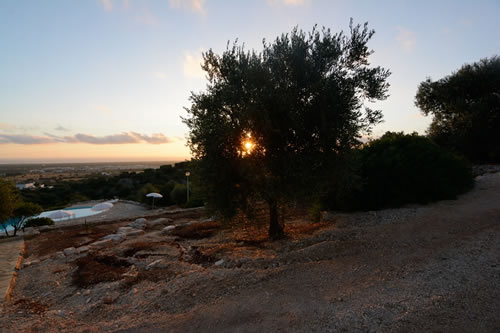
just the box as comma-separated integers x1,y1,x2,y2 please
38,206,104,221
1,206,107,234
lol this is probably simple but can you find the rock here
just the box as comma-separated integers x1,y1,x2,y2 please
38,225,51,232
63,247,77,256
146,259,162,270
55,251,65,259
215,259,225,266
147,218,172,226
24,227,40,238
160,225,176,235
76,246,89,254
117,227,134,234
89,238,113,249
126,229,145,237
129,218,147,229
102,233,126,243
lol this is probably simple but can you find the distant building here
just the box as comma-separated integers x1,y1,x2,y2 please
16,182,35,190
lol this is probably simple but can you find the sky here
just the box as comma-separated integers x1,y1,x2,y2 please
0,0,499,163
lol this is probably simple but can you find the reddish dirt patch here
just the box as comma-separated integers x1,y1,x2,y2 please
24,223,124,258
13,298,50,315
172,221,221,239
72,254,131,288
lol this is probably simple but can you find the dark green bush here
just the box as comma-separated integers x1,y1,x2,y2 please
353,132,473,210
170,184,187,205
24,217,54,228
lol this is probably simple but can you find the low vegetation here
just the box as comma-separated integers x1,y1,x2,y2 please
23,217,54,229
323,132,473,211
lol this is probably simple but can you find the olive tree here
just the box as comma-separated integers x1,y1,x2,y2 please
184,21,390,238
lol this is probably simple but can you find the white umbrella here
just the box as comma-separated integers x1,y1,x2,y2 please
91,202,113,211
146,192,163,209
48,210,75,220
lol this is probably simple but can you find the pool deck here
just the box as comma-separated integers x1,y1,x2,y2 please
0,238,23,301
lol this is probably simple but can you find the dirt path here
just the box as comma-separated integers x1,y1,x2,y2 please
1,173,499,332
0,239,23,300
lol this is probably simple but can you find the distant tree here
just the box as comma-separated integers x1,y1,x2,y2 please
184,21,390,238
415,56,500,162
0,180,18,236
12,202,43,236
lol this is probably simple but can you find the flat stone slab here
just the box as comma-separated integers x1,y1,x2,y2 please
117,227,134,234
125,230,145,237
147,218,172,226
160,225,176,235
89,238,113,249
63,247,77,256
102,233,126,243
76,246,89,254
129,218,147,230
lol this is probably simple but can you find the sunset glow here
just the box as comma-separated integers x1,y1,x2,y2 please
0,1,498,163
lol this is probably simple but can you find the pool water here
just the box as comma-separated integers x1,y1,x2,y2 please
1,206,107,233
38,206,103,221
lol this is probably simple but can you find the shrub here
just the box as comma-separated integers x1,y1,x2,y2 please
170,184,187,205
352,132,473,210
24,217,54,229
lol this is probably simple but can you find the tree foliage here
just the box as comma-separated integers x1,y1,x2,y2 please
415,56,500,162
0,180,43,236
184,21,390,238
0,179,19,236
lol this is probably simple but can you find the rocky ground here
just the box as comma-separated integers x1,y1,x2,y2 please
1,172,499,332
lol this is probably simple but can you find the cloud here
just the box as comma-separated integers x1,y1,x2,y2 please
183,50,205,78
0,122,17,132
153,71,167,80
0,134,55,145
396,27,416,53
169,0,206,15
99,0,113,12
267,0,308,6
54,125,70,131
0,132,178,145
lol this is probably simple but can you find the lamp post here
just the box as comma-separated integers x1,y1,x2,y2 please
185,171,190,203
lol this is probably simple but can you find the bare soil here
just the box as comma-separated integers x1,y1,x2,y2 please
1,173,499,332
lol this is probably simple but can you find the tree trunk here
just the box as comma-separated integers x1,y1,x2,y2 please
268,200,284,239
1,224,9,237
